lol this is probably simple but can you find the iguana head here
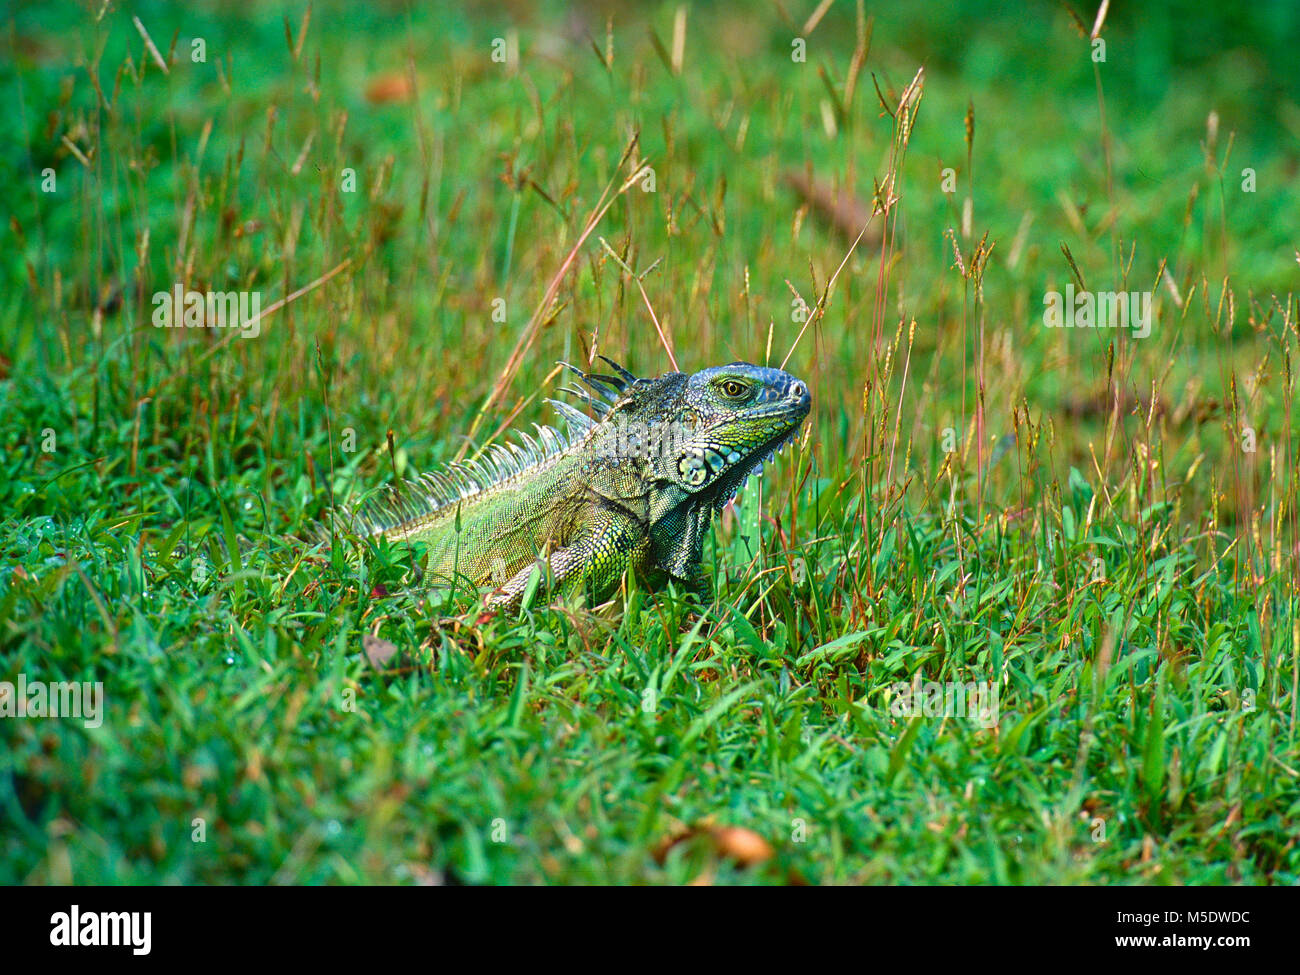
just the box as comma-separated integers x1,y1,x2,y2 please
553,357,810,587
657,362,810,507
559,358,810,506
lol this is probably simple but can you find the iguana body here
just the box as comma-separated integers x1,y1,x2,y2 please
355,358,810,608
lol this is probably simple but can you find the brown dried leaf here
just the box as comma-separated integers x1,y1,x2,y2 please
364,633,398,669
365,73,414,104
710,826,775,867
782,171,885,246
653,822,775,869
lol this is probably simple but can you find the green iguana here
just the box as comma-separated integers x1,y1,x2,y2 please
352,358,810,609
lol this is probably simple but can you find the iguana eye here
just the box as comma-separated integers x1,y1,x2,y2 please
721,380,748,398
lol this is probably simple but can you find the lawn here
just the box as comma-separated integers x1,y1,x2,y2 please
1,0,1298,884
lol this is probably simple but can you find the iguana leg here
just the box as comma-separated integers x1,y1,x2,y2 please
487,546,583,610
487,513,648,610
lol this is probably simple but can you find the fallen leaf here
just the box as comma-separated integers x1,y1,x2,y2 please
711,826,775,867
365,73,414,104
364,633,398,669
653,822,775,869
783,170,886,245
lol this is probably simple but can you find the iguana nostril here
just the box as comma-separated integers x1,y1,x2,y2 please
789,381,807,401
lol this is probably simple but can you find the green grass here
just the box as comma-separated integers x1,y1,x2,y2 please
2,0,1298,884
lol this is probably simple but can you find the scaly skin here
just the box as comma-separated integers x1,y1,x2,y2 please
355,358,810,609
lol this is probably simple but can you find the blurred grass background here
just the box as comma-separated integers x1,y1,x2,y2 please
1,0,1298,884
